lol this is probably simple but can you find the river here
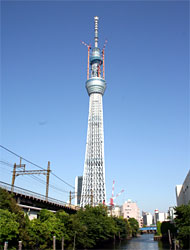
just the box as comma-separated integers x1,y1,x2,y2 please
98,234,170,250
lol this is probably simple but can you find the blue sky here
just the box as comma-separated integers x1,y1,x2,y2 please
1,1,189,214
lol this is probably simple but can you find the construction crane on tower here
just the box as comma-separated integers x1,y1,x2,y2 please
81,39,108,80
81,41,91,80
102,39,107,79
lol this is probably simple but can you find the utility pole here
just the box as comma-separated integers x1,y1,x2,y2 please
46,161,50,201
11,163,16,192
69,191,72,206
11,158,26,192
69,191,78,206
11,160,50,196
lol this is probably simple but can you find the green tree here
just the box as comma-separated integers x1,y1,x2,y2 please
56,210,87,249
174,204,190,249
113,217,132,239
0,189,145,250
156,221,162,236
75,205,117,248
39,209,56,222
128,218,139,237
160,221,177,237
0,188,21,214
28,209,66,250
0,188,30,248
124,218,132,238
0,209,19,249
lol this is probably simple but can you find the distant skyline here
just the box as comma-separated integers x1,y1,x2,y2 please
1,1,189,214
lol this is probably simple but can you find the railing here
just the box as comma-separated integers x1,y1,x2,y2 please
0,181,71,208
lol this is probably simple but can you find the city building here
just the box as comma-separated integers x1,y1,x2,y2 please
113,206,122,217
75,176,83,206
80,17,107,207
168,206,176,221
154,209,168,224
176,170,190,206
142,211,153,226
122,200,141,225
107,205,122,217
139,216,144,228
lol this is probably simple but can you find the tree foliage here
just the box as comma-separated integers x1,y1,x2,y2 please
128,217,139,237
156,221,162,236
0,190,139,249
0,209,19,243
113,217,132,239
74,205,117,248
0,188,22,214
174,204,190,249
0,188,30,249
160,221,176,237
28,210,66,250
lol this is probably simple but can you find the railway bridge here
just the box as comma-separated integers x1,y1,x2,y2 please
0,181,79,219
140,226,157,234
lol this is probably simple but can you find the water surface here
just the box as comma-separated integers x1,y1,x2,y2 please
97,234,170,250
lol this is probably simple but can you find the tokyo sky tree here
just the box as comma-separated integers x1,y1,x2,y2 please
80,17,107,207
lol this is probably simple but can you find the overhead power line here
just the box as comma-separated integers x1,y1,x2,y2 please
0,161,70,194
0,165,12,173
30,175,70,194
0,145,74,189
0,145,44,169
0,160,13,168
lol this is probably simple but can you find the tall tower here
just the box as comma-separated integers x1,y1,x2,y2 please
80,17,106,207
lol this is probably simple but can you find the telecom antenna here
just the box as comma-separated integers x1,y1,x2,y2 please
80,17,107,207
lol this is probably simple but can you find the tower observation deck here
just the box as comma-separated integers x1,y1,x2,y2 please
80,17,107,207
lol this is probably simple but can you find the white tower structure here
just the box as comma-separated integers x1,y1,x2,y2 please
80,17,107,207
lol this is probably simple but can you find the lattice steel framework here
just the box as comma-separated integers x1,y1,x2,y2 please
80,17,107,207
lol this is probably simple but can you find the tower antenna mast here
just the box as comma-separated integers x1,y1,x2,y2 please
94,16,99,48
